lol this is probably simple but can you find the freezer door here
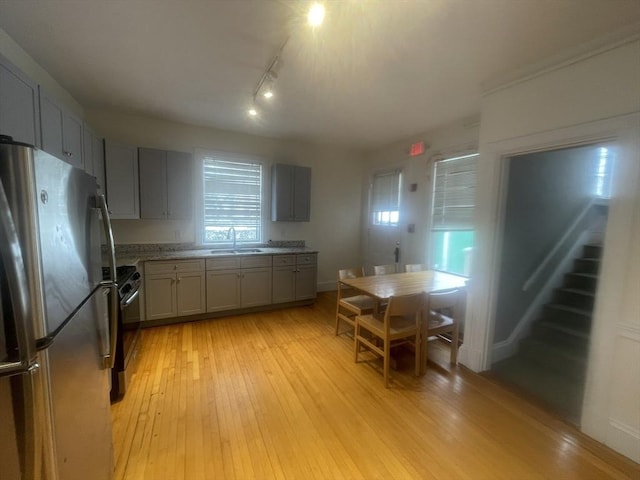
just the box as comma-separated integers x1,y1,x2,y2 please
34,150,102,334
46,287,113,480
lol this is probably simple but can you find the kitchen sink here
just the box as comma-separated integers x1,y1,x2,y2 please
210,248,263,255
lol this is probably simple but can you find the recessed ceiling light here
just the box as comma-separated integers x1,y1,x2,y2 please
248,108,258,117
308,3,325,27
263,90,274,99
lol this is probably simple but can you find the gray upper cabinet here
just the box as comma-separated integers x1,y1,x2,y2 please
39,87,83,168
0,53,40,146
83,124,106,194
139,147,192,220
271,164,311,222
105,139,139,219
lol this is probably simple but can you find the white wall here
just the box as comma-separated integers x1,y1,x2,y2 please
363,117,480,268
464,37,640,461
86,110,367,292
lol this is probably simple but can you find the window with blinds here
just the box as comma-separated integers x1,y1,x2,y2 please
432,153,478,230
371,169,401,226
201,153,263,244
430,153,478,275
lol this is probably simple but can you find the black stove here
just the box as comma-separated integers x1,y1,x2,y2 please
102,265,143,402
102,265,137,286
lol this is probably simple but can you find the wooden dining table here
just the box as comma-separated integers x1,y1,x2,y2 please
340,270,467,373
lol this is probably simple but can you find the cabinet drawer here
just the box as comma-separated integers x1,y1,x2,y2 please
296,253,317,265
145,259,205,275
272,255,295,266
206,257,241,271
240,255,272,268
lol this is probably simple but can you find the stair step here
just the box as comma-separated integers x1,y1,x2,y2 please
573,258,600,274
582,244,603,260
530,321,590,354
553,288,595,311
564,272,598,293
542,304,592,331
518,337,588,380
490,355,585,425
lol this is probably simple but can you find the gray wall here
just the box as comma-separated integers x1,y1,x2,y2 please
493,144,602,342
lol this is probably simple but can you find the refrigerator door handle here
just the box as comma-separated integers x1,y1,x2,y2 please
98,194,116,285
0,179,35,377
103,283,119,369
97,194,119,369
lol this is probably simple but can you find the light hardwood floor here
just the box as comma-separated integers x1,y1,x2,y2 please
111,292,639,479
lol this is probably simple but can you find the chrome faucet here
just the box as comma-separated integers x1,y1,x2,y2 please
227,226,237,250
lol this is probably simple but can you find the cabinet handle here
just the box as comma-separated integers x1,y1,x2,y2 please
177,277,181,282
63,151,73,158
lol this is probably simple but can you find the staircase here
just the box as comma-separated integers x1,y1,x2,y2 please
491,243,602,425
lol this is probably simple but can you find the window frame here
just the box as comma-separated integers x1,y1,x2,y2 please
196,149,267,246
370,168,402,227
428,152,479,276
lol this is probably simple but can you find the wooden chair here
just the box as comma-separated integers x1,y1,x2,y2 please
405,263,427,272
354,293,424,388
423,289,463,368
335,268,375,336
373,264,397,275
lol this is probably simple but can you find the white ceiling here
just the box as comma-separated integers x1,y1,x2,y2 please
1,1,639,149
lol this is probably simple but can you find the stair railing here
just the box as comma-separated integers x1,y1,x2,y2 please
522,199,595,292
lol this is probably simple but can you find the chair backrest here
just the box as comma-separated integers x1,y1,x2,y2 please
427,289,462,319
384,293,424,329
373,264,397,275
405,263,426,272
338,267,365,281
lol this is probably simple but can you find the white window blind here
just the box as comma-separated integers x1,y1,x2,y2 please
202,153,262,243
432,154,478,230
371,169,401,226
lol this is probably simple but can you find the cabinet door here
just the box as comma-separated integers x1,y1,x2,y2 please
39,90,64,159
139,148,167,219
92,135,106,195
241,267,272,308
104,140,139,219
272,266,296,304
177,271,206,316
62,111,83,169
145,273,177,320
293,166,311,221
166,151,192,219
271,164,293,221
295,265,317,301
83,126,94,176
0,55,39,146
206,270,241,312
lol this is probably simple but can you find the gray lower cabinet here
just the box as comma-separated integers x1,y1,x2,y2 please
0,53,40,146
271,164,311,222
139,147,192,220
144,260,206,321
104,139,139,219
272,253,317,303
39,87,83,168
206,256,273,312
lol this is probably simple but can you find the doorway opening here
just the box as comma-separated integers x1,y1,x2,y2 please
488,142,611,426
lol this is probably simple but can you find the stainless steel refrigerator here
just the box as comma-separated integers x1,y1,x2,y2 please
0,135,118,480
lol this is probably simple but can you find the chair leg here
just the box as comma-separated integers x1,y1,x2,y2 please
414,333,420,377
335,304,341,336
353,321,360,363
383,337,390,388
451,324,459,365
422,336,429,372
